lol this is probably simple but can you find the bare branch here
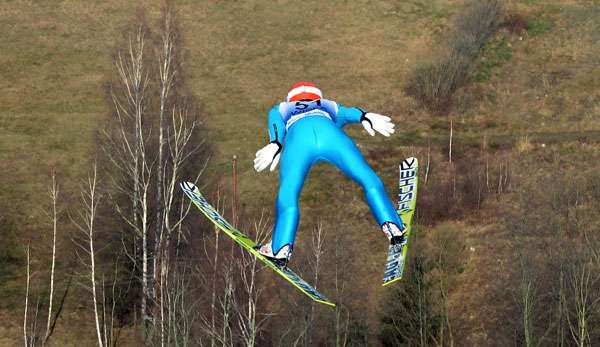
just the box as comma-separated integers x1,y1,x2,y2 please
43,172,59,344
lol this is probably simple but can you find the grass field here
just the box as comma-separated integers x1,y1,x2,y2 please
2,0,600,345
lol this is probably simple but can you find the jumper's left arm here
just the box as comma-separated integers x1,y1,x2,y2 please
335,104,395,137
334,104,368,128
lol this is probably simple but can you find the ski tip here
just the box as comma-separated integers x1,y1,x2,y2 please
180,181,198,193
316,299,337,308
382,277,403,287
400,157,418,170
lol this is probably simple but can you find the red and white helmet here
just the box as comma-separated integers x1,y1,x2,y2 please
286,81,322,102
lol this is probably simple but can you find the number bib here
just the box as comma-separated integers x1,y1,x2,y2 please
279,99,338,129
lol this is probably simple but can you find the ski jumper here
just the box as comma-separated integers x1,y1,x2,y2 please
268,99,404,253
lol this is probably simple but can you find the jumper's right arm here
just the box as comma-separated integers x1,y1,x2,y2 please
268,105,286,145
254,105,285,172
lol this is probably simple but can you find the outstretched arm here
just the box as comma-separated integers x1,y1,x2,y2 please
254,105,285,172
335,104,365,128
268,105,286,145
336,104,395,137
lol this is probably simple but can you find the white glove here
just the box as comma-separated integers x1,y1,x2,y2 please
254,143,281,172
361,113,395,137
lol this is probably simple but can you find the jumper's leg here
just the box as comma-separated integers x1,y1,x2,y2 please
327,135,403,229
271,146,313,254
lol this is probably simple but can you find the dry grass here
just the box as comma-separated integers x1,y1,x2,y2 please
2,0,600,344
472,1,600,132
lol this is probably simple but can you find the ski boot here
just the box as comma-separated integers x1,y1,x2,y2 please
381,222,407,246
254,241,292,268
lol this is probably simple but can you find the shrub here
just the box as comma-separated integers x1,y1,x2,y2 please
406,54,472,114
417,167,458,224
451,0,503,57
406,0,503,114
503,13,527,34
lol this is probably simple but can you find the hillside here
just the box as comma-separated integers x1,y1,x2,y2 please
1,0,600,345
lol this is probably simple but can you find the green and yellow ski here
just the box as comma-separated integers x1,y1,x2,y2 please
383,157,419,286
180,182,335,307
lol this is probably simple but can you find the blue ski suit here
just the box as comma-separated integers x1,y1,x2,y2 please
267,99,403,253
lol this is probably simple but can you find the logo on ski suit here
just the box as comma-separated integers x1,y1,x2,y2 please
398,158,417,212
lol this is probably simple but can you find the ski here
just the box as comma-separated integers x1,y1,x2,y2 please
180,181,335,307
382,157,419,286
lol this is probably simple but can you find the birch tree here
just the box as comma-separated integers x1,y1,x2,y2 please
104,6,207,335
565,251,599,347
154,5,176,328
302,222,326,347
23,244,31,347
72,164,104,347
234,215,270,347
104,21,153,326
43,172,59,345
518,261,537,347
334,232,350,347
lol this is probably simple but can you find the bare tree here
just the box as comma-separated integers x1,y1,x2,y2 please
104,21,153,327
303,222,325,347
193,189,235,347
31,297,41,347
155,0,176,266
235,215,270,347
165,264,199,346
518,263,537,347
566,253,598,347
23,174,73,347
220,264,235,346
23,244,31,347
156,106,204,307
415,259,431,347
513,244,559,347
429,225,461,347
104,7,207,338
209,190,223,347
72,164,105,347
334,232,350,347
43,172,59,345
154,5,178,336
379,252,437,347
98,255,125,347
